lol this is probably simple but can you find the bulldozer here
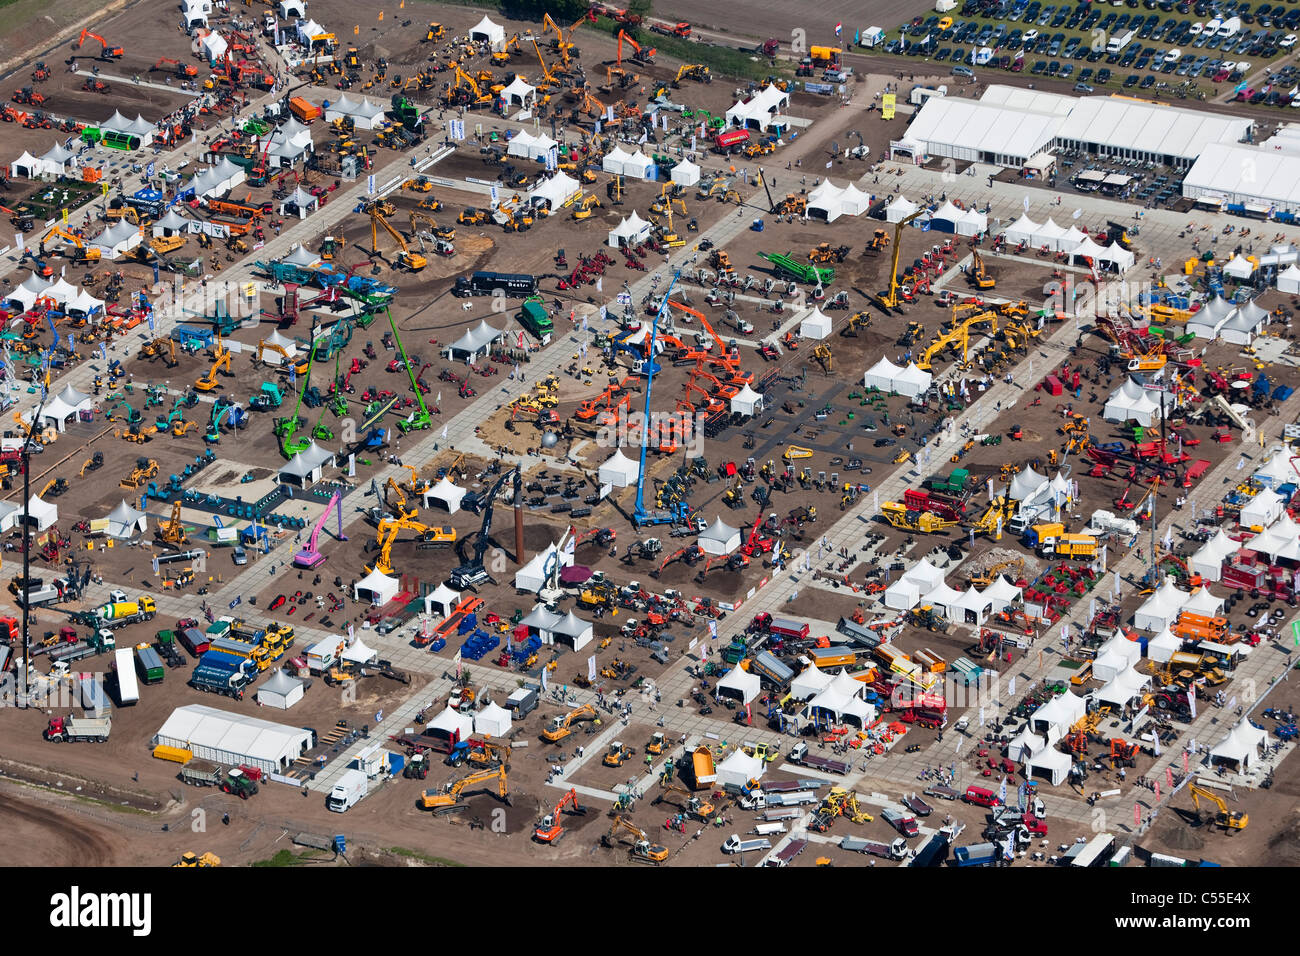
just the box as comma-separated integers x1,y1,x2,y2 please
458,207,489,225
119,457,159,489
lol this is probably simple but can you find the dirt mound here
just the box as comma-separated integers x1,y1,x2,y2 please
1266,809,1300,862
1153,816,1205,852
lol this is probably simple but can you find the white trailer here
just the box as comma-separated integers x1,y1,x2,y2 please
113,648,140,706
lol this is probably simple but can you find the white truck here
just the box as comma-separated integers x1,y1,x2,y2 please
738,789,819,810
722,834,772,855
326,768,369,812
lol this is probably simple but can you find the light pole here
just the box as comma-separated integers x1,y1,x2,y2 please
19,393,47,706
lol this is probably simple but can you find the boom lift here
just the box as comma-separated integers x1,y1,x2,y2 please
419,765,509,813
533,787,588,842
275,323,319,458
449,467,519,590
1188,784,1248,831
602,815,669,863
540,703,598,742
385,307,433,433
293,490,346,568
875,208,923,312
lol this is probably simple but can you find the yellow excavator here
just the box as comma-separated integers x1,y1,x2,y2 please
367,202,425,271
408,210,455,242
39,225,101,264
173,852,221,867
367,508,456,576
671,63,711,86
970,248,996,289
969,555,1024,587
540,703,599,742
195,337,232,392
572,194,601,220
420,765,509,812
876,208,923,312
1188,784,1248,831
602,815,669,864
915,310,999,371
157,500,188,547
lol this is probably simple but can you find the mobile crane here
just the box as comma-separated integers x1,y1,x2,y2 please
540,703,599,742
533,787,588,842
77,29,123,59
367,202,426,272
1188,784,1248,831
419,765,509,813
602,815,669,863
448,467,519,590
384,306,433,433
292,490,346,568
875,208,924,313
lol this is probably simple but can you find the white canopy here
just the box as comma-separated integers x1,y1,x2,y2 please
1209,719,1268,769
107,500,148,539
725,84,789,131
884,577,921,611
152,208,191,237
1191,530,1237,581
550,610,594,652
1003,212,1040,246
602,145,635,176
426,707,474,746
1278,263,1300,294
983,575,1023,612
354,568,400,606
839,183,871,217
256,670,304,710
507,129,540,159
798,306,833,340
528,171,579,209
1006,727,1048,762
893,363,933,399
1103,377,1163,428
342,638,379,665
715,750,765,789
199,31,228,62
469,15,506,50
598,449,640,488
279,187,319,219
1026,746,1071,786
608,211,651,248
928,200,965,233
501,76,535,108
18,493,57,531
1223,254,1256,279
515,542,573,594
447,320,503,359
1146,628,1182,664
699,517,741,555
885,195,919,223
283,244,320,267
1241,488,1285,528
423,476,466,514
804,672,877,728
807,181,846,223
153,704,312,774
670,159,700,187
473,702,513,738
1093,634,1141,682
33,395,81,433
864,356,904,393
1070,234,1109,262
276,0,305,18
620,150,655,180
1182,586,1226,618
730,383,764,417
790,661,833,701
1028,693,1086,742
90,220,143,258
1009,466,1048,501
717,665,761,705
1133,576,1187,632
424,582,462,618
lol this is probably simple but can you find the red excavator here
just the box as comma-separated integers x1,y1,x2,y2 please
153,57,198,78
533,788,588,843
77,29,124,60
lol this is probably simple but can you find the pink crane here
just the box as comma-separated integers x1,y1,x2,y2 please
293,491,346,568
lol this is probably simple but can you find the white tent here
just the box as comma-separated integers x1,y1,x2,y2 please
715,750,765,789
839,183,871,217
984,575,1023,612
699,518,741,555
18,494,57,532
549,610,594,652
1223,254,1256,280
1251,446,1294,488
199,30,228,63
473,703,513,738
354,568,400,606
598,449,640,488
279,186,319,219
1241,488,1284,528
106,500,148,539
507,129,539,160
1209,720,1268,769
928,200,965,233
807,181,846,223
1070,234,1109,263
342,638,379,665
1103,377,1163,428
608,212,651,248
1009,467,1048,501
32,394,81,433
670,159,700,187
789,661,833,701
804,671,877,728
620,150,655,180
423,476,467,513
954,585,993,624
90,220,143,259
1133,577,1187,632
324,94,358,123
515,542,573,593
730,383,764,417
1220,302,1267,346
884,578,922,611
1190,530,1237,581
1003,213,1040,246
283,244,320,268
725,85,789,131
276,0,305,18
717,665,761,705
798,307,833,340
501,76,536,108
528,171,579,210
1026,746,1071,786
181,0,211,29
892,363,933,400
469,15,506,51
921,581,966,624
152,208,191,237
426,707,474,749
424,582,462,618
1093,634,1141,682
602,145,635,176
446,320,503,360
1278,264,1300,294
885,195,919,223
5,273,53,311
1006,727,1048,762
1146,628,1181,664
152,704,313,774
1181,586,1225,618
864,357,904,392
1028,693,1085,742
256,670,304,710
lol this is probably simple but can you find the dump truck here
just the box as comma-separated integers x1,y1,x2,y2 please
189,651,255,699
289,96,321,123
788,740,851,775
691,746,717,789
44,715,111,743
180,759,224,787
841,835,909,860
748,651,794,690
79,595,157,630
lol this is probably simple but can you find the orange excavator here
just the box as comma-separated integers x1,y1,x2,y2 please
533,788,588,843
615,29,655,66
77,29,124,59
153,57,198,77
